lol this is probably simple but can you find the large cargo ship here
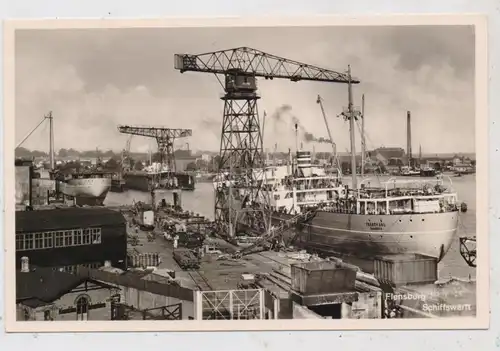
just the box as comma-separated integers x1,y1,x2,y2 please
221,75,461,268
246,154,458,261
123,170,195,192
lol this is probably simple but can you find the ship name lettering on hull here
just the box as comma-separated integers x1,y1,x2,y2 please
365,221,386,231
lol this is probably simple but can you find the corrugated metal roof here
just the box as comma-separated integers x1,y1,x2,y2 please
16,207,126,233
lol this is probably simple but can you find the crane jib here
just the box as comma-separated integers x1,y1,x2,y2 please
173,48,361,84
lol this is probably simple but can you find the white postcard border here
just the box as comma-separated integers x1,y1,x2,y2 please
3,14,489,332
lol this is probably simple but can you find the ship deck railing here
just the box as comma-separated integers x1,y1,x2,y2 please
318,206,458,216
356,193,457,202
291,175,340,182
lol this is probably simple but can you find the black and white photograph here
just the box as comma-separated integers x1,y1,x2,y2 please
4,16,488,330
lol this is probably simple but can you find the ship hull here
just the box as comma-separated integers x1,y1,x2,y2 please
232,200,458,267
420,170,437,177
274,211,458,260
123,172,195,192
58,178,111,206
110,178,125,193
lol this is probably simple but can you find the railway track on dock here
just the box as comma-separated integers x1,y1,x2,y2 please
188,271,213,291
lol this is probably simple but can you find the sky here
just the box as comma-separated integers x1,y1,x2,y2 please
14,25,475,155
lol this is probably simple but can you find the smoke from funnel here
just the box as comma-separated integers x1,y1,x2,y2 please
270,104,330,145
304,132,331,144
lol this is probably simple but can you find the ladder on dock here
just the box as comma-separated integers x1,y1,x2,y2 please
188,271,213,291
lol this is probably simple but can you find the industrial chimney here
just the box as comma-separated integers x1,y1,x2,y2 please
407,111,412,167
21,256,29,273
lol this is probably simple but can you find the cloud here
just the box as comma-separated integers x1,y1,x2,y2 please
14,26,475,154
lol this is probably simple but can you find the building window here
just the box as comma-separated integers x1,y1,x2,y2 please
34,233,44,249
74,229,83,245
65,265,77,274
91,228,101,244
16,236,25,251
76,295,90,321
44,310,53,321
24,234,33,250
43,232,53,248
82,229,91,245
16,227,102,251
54,232,64,248
64,230,73,246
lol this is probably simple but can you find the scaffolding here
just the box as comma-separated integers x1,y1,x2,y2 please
194,289,265,320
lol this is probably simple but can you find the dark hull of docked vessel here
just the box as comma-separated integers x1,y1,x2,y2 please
268,210,458,270
63,193,109,206
110,178,126,193
420,169,437,177
123,171,195,192
230,196,458,272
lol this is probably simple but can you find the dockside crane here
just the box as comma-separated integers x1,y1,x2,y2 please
174,47,360,239
117,125,192,174
16,111,55,171
316,95,341,177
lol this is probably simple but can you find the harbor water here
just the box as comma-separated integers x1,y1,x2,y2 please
104,173,477,280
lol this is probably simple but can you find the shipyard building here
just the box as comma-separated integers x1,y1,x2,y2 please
15,207,128,272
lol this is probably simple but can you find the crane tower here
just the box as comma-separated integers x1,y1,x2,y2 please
174,47,360,238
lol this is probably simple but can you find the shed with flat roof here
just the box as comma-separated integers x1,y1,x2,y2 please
15,207,128,270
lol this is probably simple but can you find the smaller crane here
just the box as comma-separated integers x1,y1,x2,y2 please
121,135,134,172
316,95,341,177
16,111,55,170
117,125,192,173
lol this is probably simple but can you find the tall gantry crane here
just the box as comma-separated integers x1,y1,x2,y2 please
117,125,192,174
174,47,360,238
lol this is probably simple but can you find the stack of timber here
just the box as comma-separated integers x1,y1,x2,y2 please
173,248,200,270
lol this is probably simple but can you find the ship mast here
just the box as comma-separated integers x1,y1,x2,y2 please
294,123,299,153
48,111,55,171
361,94,365,178
347,65,358,190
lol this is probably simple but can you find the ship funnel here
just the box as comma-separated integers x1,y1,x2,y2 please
296,151,312,177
